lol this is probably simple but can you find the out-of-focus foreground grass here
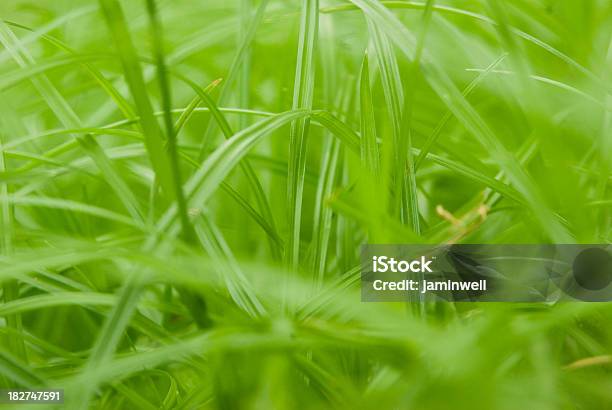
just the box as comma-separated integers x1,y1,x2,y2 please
0,0,611,408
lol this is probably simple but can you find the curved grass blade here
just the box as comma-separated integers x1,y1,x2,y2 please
5,128,141,151
173,79,222,136
0,54,106,92
3,195,143,229
176,75,282,258
413,149,524,204
465,68,610,109
5,150,101,181
0,293,115,316
195,216,266,318
220,182,284,248
311,111,360,154
0,242,123,283
153,110,310,244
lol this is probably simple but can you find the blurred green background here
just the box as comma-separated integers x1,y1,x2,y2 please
0,0,610,408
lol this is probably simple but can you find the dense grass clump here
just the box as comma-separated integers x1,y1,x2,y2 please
0,0,611,408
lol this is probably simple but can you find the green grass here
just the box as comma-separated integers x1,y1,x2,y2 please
0,0,611,408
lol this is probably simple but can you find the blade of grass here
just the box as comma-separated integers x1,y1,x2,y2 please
311,137,340,286
238,0,252,131
195,215,266,318
145,0,195,242
175,75,282,259
153,110,311,241
415,53,507,169
197,0,269,160
286,0,319,270
0,122,27,365
309,79,356,285
366,18,404,221
398,0,435,237
0,293,116,316
413,149,524,204
310,111,361,154
98,0,175,198
3,195,144,229
219,182,284,248
0,242,124,283
358,53,380,175
0,54,106,91
147,140,285,249
464,68,610,109
173,79,222,136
